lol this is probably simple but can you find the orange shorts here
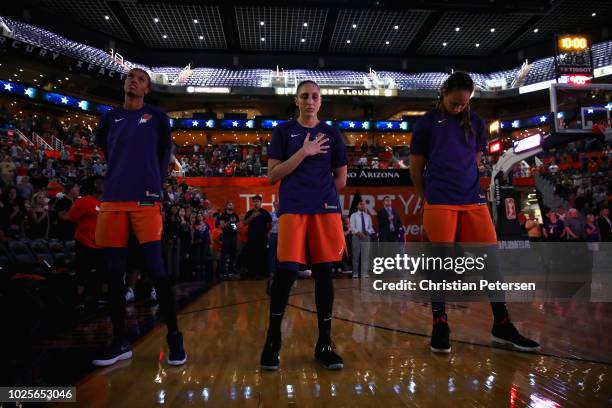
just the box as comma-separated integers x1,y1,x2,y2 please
423,203,497,244
94,202,163,248
277,213,345,265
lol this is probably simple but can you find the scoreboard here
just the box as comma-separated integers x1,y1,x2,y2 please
554,34,593,78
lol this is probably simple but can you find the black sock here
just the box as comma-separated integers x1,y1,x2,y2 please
267,268,298,339
313,263,334,344
491,302,509,323
432,302,447,321
107,248,128,340
154,277,179,334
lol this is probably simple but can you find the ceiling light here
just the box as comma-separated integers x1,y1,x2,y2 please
104,15,110,21
153,18,159,23
199,35,204,40
13,73,17,77
162,34,167,39
352,24,357,28
455,27,460,32
260,21,265,26
592,12,597,17
19,69,23,72
301,38,305,43
394,25,399,30
475,43,480,47
533,28,539,33
442,42,447,46
490,28,495,32
193,19,198,24
39,74,43,77
261,37,265,41
65,77,69,80
385,40,390,45
303,22,308,27
346,39,351,43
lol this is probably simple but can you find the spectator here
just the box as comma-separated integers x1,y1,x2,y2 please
163,205,181,282
243,195,272,279
190,212,210,281
67,176,105,309
585,214,600,242
53,183,80,241
350,200,375,278
1,186,26,238
597,207,611,242
524,210,542,242
219,202,240,279
564,208,584,242
543,212,564,242
27,191,50,239
377,196,401,242
17,175,34,201
210,219,223,281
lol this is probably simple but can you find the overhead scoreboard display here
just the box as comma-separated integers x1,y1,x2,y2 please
554,34,593,80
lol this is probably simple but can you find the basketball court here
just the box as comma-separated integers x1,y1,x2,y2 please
69,280,612,407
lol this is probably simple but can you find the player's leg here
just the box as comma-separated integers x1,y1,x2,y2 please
309,214,345,369
92,209,132,366
422,204,459,353
458,205,540,351
260,214,306,370
132,204,187,365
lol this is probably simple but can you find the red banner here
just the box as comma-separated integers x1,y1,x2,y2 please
182,178,425,241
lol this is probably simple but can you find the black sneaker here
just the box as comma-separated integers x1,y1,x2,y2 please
314,340,344,370
430,316,451,353
260,335,281,371
491,318,540,351
92,337,132,367
167,331,187,365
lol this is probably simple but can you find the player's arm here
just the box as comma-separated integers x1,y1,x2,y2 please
333,165,347,190
409,155,426,199
268,133,329,184
95,112,110,157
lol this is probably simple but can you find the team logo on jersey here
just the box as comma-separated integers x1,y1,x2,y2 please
139,114,153,125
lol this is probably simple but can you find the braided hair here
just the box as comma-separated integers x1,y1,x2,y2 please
438,71,475,142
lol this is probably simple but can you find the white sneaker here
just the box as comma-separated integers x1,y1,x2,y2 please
125,288,135,303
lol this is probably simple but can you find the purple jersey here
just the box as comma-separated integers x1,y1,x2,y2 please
96,104,173,202
410,108,487,205
268,120,348,215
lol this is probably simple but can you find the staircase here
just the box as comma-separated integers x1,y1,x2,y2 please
534,173,568,210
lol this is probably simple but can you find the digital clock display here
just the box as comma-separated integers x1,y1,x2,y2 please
558,36,589,51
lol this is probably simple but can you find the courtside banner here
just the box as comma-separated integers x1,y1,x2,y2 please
180,178,426,241
346,169,411,186
356,242,612,302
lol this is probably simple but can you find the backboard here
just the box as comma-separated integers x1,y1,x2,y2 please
549,83,612,135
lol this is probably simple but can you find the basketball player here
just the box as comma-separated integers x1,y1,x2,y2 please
409,71,540,353
260,80,348,370
92,68,187,366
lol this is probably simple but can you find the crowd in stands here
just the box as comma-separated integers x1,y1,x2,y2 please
176,144,265,177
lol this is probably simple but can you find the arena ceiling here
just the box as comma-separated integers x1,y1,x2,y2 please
6,0,612,59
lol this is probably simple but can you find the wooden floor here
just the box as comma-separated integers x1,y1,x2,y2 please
71,279,612,407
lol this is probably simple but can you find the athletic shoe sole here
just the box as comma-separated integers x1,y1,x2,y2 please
261,364,279,371
491,335,540,351
316,359,344,370
430,346,451,354
92,350,133,367
167,354,187,366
